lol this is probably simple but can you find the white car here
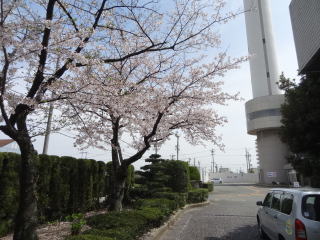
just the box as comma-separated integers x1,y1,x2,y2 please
256,188,320,240
212,178,223,184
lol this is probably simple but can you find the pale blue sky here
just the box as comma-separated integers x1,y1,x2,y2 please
2,0,298,175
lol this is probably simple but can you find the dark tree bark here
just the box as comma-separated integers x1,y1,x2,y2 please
107,113,164,211
13,137,39,240
108,165,127,211
10,148,38,236
0,107,39,240
108,117,127,211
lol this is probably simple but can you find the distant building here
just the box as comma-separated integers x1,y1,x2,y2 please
290,0,320,74
219,167,231,173
0,139,20,154
209,171,259,184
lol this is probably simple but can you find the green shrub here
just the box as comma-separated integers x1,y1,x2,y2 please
189,180,201,188
189,166,200,181
134,198,177,216
0,220,13,238
84,227,136,240
85,210,153,240
136,207,165,228
66,213,86,235
129,185,150,200
0,154,20,237
86,211,146,230
152,192,187,208
68,197,179,240
0,152,110,236
187,189,208,203
163,161,189,193
201,182,214,192
135,156,190,198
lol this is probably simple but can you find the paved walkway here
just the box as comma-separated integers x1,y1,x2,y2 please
158,185,270,240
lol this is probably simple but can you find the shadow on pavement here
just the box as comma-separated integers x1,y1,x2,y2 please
204,224,259,240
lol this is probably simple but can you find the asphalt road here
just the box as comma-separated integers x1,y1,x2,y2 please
159,184,271,240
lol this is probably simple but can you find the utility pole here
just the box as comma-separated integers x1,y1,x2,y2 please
42,102,54,155
245,148,252,173
249,151,251,172
211,149,215,173
194,158,196,167
245,148,249,173
202,167,206,182
175,133,180,160
43,57,60,155
154,142,158,154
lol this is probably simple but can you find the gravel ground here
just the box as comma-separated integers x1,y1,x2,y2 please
0,209,107,240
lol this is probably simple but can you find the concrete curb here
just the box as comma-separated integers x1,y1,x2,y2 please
140,201,210,240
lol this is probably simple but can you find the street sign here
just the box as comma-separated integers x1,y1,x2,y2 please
267,172,277,178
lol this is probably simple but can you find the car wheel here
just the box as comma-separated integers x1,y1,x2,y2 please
258,219,267,239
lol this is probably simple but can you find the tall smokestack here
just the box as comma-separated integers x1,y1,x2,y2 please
243,0,292,184
244,0,280,98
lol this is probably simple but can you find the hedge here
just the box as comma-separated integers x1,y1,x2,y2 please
187,189,208,203
152,192,187,208
0,152,135,237
189,166,201,181
201,182,214,192
0,153,21,237
137,155,190,194
133,198,177,216
68,198,178,240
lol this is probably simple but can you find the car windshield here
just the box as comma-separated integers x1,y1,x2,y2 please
302,195,320,222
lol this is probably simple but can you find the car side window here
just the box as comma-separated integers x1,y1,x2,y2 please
302,195,320,222
263,193,273,207
281,193,294,215
271,192,281,211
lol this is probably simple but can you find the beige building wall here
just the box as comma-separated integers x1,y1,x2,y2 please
256,130,289,184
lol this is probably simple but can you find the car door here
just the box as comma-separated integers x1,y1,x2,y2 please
301,194,320,240
268,191,282,240
277,193,295,240
259,192,274,238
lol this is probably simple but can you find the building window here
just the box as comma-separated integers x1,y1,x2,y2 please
248,108,281,120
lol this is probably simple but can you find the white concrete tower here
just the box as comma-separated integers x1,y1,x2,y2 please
243,0,291,184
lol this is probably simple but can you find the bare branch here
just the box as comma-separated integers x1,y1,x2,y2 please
56,0,79,32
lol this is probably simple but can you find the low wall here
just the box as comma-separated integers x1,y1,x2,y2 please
210,172,259,184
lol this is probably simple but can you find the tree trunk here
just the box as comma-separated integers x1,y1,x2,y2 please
108,166,127,211
13,138,39,240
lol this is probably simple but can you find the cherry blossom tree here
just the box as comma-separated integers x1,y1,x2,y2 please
65,49,246,210
1,0,243,238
